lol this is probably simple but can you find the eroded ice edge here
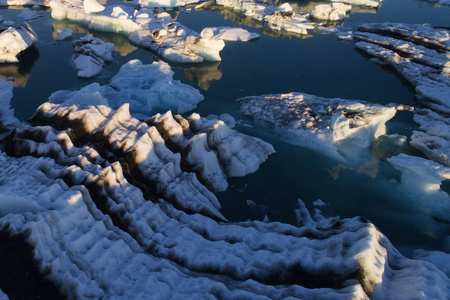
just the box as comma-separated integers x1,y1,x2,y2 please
0,92,449,298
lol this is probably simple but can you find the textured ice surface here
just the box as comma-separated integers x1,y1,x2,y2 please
83,0,104,14
204,27,260,41
0,102,449,299
72,34,114,78
0,22,38,63
150,111,275,191
0,79,19,137
354,23,450,166
50,59,204,117
310,3,352,21
239,92,397,163
50,0,225,62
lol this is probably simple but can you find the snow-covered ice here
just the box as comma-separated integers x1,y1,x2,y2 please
50,59,204,117
83,0,105,14
56,27,73,40
139,0,200,8
72,34,114,78
239,92,398,163
203,27,260,41
0,102,448,298
310,3,352,21
354,22,450,166
0,22,38,63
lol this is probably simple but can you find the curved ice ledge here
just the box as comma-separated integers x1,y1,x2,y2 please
238,92,398,164
354,23,450,166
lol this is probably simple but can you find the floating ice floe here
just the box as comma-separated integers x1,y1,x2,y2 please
49,0,225,62
215,1,315,35
56,27,73,40
238,92,398,163
83,0,105,14
139,0,200,8
310,3,352,21
72,34,114,78
0,22,37,63
0,102,449,298
354,22,450,166
387,153,450,221
325,0,382,8
50,59,204,117
203,26,260,41
17,7,44,20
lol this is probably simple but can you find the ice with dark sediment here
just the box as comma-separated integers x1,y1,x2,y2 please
238,92,399,164
49,0,225,62
49,59,204,117
72,34,114,78
354,22,450,166
0,102,449,299
0,22,38,63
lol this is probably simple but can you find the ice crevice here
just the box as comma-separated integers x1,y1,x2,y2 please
0,101,448,298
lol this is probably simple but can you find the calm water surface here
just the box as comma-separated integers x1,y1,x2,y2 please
2,0,450,256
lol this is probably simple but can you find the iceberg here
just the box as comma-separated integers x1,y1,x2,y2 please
0,22,38,63
72,34,114,78
50,59,204,117
310,3,352,21
203,26,260,41
354,23,450,166
0,102,448,299
238,92,397,163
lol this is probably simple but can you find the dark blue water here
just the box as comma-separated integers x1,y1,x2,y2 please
2,0,450,255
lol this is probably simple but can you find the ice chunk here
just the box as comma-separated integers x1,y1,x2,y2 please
139,0,200,8
415,249,450,277
72,34,114,78
83,0,105,14
204,27,260,41
326,0,382,8
0,79,19,137
0,22,38,63
50,59,204,117
310,3,352,21
239,92,397,163
150,111,275,191
56,27,73,40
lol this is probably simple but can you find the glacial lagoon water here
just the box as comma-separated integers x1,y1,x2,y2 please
2,0,450,257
